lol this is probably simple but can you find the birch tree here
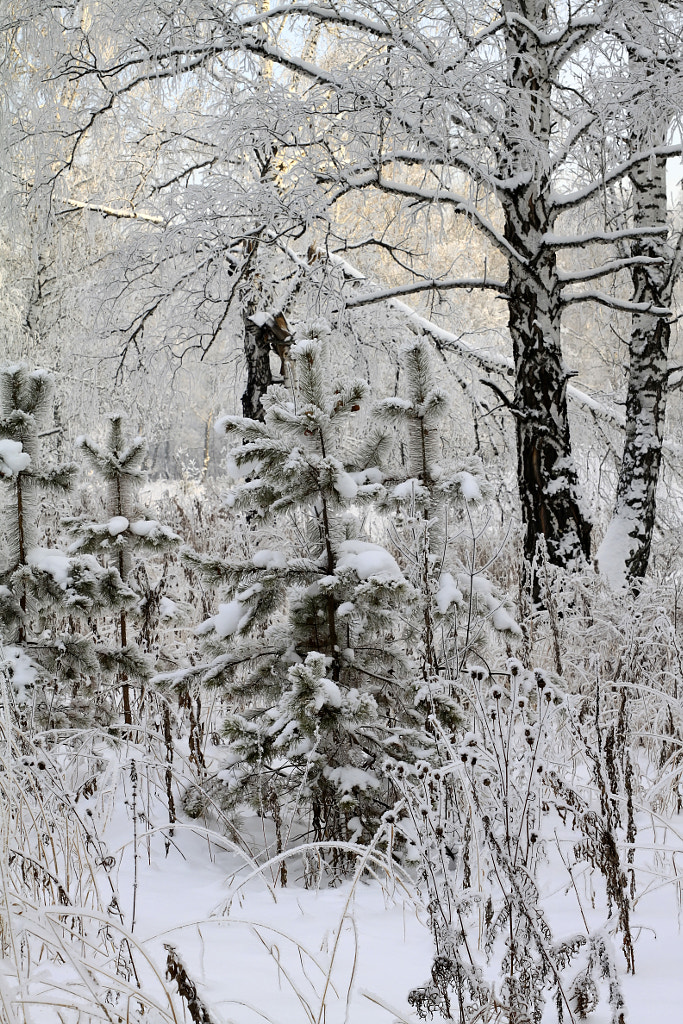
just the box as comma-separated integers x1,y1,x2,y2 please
598,0,682,586
5,0,682,570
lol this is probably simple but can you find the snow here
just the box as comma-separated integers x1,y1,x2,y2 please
333,469,359,500
252,548,287,569
113,823,432,1024
159,596,180,619
201,600,252,637
0,439,30,477
129,519,160,536
336,540,404,582
381,396,413,412
351,467,384,486
392,478,423,499
107,515,129,536
290,337,321,360
198,586,262,638
313,677,342,710
491,604,521,632
1,645,39,703
596,516,638,590
323,766,380,793
436,571,464,613
458,572,522,634
26,547,71,588
456,470,481,501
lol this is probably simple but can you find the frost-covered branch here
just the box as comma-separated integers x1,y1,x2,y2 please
344,276,508,307
561,289,670,316
558,256,666,284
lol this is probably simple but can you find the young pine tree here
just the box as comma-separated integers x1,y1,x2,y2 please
68,414,180,726
0,366,135,728
377,338,520,695
187,321,432,845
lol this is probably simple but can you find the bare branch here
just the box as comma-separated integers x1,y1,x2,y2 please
58,197,166,225
561,289,670,316
558,256,666,285
344,276,508,308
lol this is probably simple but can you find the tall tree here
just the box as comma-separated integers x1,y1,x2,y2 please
598,0,682,586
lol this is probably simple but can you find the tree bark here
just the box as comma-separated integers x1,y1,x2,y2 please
602,163,671,583
241,314,274,421
598,1,675,586
502,0,592,568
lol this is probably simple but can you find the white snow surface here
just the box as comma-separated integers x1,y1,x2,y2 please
159,596,180,619
460,572,522,634
200,600,253,638
15,738,683,1024
323,765,380,792
313,677,342,710
456,470,482,501
596,515,638,590
106,812,432,1024
336,540,404,582
0,439,30,477
333,469,359,500
27,547,71,588
96,763,683,1024
198,586,262,638
107,515,129,536
436,572,464,613
2,645,39,702
252,548,287,570
129,518,177,539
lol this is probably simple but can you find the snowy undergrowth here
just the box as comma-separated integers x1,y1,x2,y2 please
3,634,683,1024
3,363,683,1023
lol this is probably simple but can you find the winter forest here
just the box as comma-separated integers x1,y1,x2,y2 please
3,0,683,1021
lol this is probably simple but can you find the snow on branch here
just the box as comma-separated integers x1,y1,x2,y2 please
368,175,526,265
551,144,683,211
561,289,670,316
59,197,166,225
238,3,392,37
557,256,666,284
545,227,668,248
277,239,624,430
344,277,508,307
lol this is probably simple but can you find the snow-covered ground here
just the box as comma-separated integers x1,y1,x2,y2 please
108,808,433,1024
105,800,683,1024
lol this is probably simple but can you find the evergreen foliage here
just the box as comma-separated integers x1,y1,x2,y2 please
377,338,520,703
0,366,136,728
68,413,181,725
186,322,434,843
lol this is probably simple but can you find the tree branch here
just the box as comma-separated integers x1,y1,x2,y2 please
344,276,508,307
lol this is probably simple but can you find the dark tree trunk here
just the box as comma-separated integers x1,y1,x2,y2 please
507,245,591,568
501,0,592,569
241,316,273,421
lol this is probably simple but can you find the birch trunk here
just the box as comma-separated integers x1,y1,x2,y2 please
598,1,674,586
502,0,591,568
